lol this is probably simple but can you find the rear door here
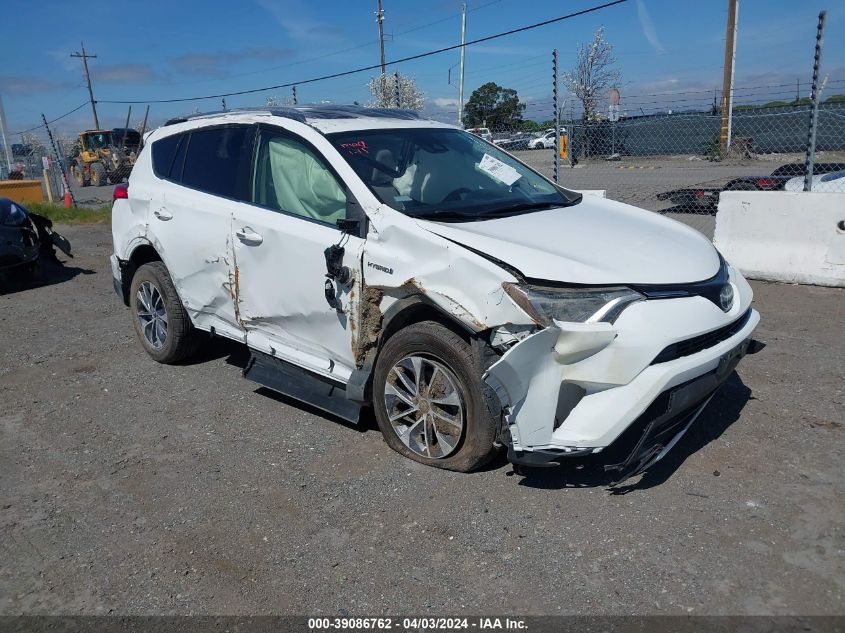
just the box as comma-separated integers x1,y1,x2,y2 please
231,124,363,382
147,125,254,341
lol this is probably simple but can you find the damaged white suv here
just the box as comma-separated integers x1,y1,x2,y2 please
111,106,760,482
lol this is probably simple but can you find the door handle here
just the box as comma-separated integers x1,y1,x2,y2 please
235,227,263,245
153,209,173,221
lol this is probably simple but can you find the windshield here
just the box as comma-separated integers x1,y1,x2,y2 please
327,128,579,221
84,132,112,150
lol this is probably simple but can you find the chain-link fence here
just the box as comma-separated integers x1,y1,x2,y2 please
486,99,845,238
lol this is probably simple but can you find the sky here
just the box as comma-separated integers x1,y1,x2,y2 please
1,0,843,136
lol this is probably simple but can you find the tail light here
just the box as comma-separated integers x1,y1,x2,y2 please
113,183,128,200
756,178,778,189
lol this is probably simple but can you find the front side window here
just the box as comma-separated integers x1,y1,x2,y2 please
251,130,347,225
181,126,252,200
327,128,579,222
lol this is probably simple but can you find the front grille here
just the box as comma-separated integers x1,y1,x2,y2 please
650,309,751,365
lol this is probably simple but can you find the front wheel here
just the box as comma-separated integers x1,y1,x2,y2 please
372,321,500,472
128,262,200,363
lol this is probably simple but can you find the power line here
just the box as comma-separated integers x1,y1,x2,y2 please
98,0,629,105
10,102,89,136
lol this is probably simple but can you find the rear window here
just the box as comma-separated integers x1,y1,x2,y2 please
180,126,253,200
151,133,182,179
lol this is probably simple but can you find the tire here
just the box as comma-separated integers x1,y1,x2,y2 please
72,163,89,187
372,321,500,472
90,162,106,187
128,262,199,364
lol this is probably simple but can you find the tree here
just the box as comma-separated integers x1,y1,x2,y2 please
826,94,845,104
463,82,525,130
563,27,621,122
367,73,425,111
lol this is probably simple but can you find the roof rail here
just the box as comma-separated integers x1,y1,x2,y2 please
164,107,307,127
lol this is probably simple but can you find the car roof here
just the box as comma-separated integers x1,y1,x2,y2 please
159,105,456,136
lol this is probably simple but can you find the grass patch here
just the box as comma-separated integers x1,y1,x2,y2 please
25,202,111,225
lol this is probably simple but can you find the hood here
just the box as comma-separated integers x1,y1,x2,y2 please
416,196,720,285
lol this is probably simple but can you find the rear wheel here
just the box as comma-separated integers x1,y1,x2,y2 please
90,162,106,187
372,321,500,472
72,163,89,187
129,262,199,364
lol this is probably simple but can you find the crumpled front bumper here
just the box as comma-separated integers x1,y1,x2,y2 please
483,287,760,479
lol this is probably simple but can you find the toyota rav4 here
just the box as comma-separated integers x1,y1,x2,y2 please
111,105,760,482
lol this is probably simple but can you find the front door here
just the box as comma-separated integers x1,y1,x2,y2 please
232,126,363,382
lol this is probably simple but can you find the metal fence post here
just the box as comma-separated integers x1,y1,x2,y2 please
42,114,76,207
803,10,826,192
394,72,401,109
553,49,560,184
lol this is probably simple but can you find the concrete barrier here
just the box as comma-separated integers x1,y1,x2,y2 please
0,180,45,203
714,191,845,287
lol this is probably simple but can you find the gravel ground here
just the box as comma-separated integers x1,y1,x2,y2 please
1,224,843,616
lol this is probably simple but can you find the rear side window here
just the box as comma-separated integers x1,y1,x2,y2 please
181,126,253,200
151,134,181,179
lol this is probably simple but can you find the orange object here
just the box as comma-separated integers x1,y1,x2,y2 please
64,188,72,208
559,134,568,160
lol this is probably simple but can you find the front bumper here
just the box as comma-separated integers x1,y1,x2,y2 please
484,287,760,479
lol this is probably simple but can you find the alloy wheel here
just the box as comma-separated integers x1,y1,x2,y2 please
136,281,168,349
383,355,465,459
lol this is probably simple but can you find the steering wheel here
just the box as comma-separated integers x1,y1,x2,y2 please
442,187,474,202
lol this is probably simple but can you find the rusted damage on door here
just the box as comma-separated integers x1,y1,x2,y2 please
351,206,535,368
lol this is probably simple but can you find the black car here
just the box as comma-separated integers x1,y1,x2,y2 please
723,162,845,191
0,197,71,286
657,162,845,212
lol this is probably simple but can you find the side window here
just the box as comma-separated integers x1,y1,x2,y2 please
181,126,253,199
251,130,347,225
151,133,184,180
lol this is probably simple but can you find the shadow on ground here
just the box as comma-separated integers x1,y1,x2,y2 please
0,257,95,295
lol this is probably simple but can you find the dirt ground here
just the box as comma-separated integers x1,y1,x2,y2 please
1,224,843,616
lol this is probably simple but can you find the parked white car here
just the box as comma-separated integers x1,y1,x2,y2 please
528,130,559,149
111,106,760,482
466,127,493,142
784,169,845,192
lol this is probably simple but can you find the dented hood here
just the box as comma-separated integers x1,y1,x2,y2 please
417,196,720,284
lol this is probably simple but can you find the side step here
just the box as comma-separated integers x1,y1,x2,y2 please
242,351,361,424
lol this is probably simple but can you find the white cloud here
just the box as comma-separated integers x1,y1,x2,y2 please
432,97,459,108
636,0,665,55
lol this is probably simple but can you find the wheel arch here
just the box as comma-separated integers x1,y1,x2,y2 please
346,294,491,405
118,242,163,305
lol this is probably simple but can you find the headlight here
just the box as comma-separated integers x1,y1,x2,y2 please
0,200,29,226
504,283,644,324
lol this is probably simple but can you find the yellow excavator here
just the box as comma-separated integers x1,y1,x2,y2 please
69,129,139,187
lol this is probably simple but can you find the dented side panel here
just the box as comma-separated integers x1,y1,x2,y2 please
145,182,244,342
231,201,364,381
358,205,534,340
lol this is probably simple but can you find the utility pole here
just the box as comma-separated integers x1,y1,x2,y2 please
457,3,467,127
376,0,387,106
0,95,12,173
71,42,100,130
719,0,738,155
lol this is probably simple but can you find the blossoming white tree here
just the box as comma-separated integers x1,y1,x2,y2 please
367,73,425,111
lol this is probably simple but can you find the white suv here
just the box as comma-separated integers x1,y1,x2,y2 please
111,105,760,482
